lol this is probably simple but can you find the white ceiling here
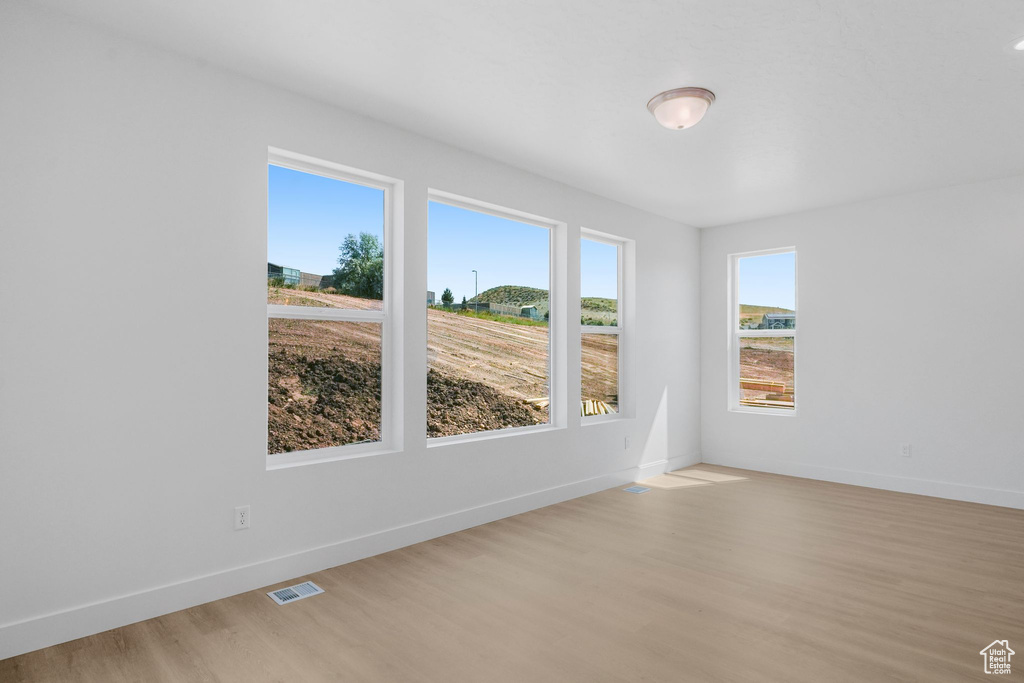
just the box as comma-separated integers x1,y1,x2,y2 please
33,0,1024,227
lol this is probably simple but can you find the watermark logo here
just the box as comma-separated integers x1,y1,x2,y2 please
980,640,1014,675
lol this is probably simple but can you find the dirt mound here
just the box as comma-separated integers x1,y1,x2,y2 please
268,350,382,453
270,355,548,451
427,369,547,438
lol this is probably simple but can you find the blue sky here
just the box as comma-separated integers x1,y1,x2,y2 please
268,165,617,301
580,238,617,300
738,252,796,309
428,202,551,301
268,164,384,275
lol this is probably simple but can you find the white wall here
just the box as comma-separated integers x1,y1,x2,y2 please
701,175,1024,509
0,2,701,658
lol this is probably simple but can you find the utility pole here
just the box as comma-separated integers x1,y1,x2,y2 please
471,270,478,312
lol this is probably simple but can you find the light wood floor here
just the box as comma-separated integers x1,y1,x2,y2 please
4,466,1023,682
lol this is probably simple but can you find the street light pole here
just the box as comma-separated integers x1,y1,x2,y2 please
471,270,478,312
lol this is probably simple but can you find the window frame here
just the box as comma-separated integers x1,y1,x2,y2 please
728,246,798,416
266,147,404,469
425,188,567,446
580,228,629,424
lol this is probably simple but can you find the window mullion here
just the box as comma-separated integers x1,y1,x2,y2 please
267,304,386,323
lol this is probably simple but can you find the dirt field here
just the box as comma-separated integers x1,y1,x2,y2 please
427,308,551,437
268,287,619,449
739,337,795,407
268,287,381,310
581,333,619,409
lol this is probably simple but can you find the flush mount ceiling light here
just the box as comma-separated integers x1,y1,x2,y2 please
647,87,716,130
1014,36,1024,50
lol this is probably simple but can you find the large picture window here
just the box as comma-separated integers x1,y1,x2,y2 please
427,195,556,439
580,231,624,418
267,150,398,464
729,248,796,412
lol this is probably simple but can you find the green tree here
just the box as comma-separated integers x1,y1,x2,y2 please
461,295,468,305
441,288,454,306
332,232,383,299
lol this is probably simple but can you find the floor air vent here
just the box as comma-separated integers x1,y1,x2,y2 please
267,581,324,605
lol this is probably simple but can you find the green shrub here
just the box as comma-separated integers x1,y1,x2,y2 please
580,297,617,313
269,277,285,287
454,307,548,327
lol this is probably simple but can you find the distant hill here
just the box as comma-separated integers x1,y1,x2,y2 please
470,285,548,306
468,285,550,318
581,297,616,312
740,304,794,326
471,287,615,311
468,286,617,323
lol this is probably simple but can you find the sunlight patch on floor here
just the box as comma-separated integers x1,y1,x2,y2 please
636,474,711,489
636,467,749,490
668,468,748,483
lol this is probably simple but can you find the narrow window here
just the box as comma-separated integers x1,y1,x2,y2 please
427,197,554,439
730,249,796,412
267,151,396,463
580,232,624,418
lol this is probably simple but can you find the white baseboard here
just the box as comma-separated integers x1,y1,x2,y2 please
703,454,1024,510
666,452,701,473
634,453,701,481
0,460,667,661
635,459,668,479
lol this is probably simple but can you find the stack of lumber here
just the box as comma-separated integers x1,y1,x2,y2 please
739,378,787,393
581,399,616,416
524,398,618,416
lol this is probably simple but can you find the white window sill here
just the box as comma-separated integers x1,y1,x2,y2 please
729,406,798,417
267,443,401,471
581,413,629,426
427,423,563,448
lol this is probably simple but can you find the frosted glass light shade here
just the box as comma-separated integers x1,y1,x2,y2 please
647,87,715,130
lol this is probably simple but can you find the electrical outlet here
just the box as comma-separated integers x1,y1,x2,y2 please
234,505,250,530
624,436,631,450
900,443,912,458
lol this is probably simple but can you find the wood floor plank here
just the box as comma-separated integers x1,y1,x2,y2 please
2,465,1022,682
